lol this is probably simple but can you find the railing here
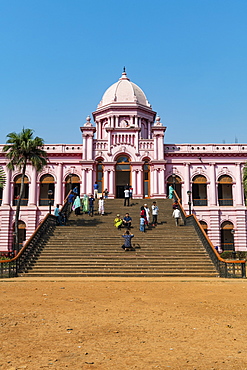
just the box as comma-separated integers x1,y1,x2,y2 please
218,199,233,206
0,194,71,278
13,198,28,206
193,199,208,206
174,191,246,278
39,198,55,206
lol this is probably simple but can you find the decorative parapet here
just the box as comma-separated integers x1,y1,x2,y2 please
164,144,247,155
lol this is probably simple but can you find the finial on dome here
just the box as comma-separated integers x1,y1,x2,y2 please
120,66,129,80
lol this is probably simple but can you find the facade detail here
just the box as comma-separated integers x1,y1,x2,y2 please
0,70,247,252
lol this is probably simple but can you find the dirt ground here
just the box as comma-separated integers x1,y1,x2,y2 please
1,278,247,370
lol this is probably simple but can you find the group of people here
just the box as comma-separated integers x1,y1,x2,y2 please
66,183,109,217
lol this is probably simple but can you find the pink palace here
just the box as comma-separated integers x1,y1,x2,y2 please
0,70,247,252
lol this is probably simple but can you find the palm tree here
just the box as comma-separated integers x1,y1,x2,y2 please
0,165,6,189
3,128,47,252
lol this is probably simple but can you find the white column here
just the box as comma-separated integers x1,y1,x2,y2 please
83,134,87,160
183,163,190,206
81,169,86,194
29,167,37,205
104,170,109,193
153,135,157,160
209,163,216,206
159,169,165,196
56,163,63,204
109,170,114,195
2,167,11,205
236,163,243,206
87,169,93,195
153,169,158,194
88,134,93,161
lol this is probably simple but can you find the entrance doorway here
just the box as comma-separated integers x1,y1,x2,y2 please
116,156,131,198
221,221,234,251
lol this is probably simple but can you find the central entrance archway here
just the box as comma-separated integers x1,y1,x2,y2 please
116,155,131,198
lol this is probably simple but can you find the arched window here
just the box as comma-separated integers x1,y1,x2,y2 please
96,160,104,194
221,221,234,251
218,175,233,206
199,221,208,234
65,174,80,197
166,175,182,200
13,175,29,206
143,159,150,198
192,175,207,206
39,174,55,206
116,156,131,198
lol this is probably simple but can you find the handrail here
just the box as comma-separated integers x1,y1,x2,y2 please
0,191,72,278
173,191,246,278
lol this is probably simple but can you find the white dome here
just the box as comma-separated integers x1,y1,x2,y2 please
98,71,151,108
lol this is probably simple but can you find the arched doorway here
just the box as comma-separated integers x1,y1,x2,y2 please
199,221,208,234
65,174,80,197
192,175,207,206
96,160,104,195
166,175,182,200
218,175,233,206
116,156,131,198
39,174,55,206
0,187,2,206
13,220,26,251
13,175,29,206
221,221,234,251
143,159,150,198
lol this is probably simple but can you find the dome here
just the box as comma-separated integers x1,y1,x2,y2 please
98,70,151,108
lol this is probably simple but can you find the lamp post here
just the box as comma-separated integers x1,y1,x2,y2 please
48,189,53,214
172,173,176,200
187,190,192,215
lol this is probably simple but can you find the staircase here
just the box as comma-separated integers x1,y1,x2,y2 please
23,199,218,277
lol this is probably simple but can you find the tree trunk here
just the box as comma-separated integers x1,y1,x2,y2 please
14,162,27,253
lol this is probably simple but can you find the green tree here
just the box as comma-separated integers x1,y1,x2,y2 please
3,128,47,252
243,164,247,205
0,165,6,189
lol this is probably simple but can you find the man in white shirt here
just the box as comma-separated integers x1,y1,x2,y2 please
124,188,130,206
172,207,181,226
151,201,159,226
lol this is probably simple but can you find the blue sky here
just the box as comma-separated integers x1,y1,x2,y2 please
0,0,246,145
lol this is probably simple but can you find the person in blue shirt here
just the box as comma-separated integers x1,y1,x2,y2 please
122,213,132,229
121,230,134,251
140,215,145,232
54,204,63,225
68,192,75,212
93,182,99,199
88,194,95,216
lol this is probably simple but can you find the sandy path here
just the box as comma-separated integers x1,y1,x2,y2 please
0,277,247,370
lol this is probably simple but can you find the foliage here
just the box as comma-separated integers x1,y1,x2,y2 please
0,165,6,189
2,128,47,252
220,251,247,260
243,163,247,201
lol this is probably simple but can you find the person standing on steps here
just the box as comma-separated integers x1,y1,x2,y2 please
93,181,99,199
172,207,181,226
140,215,145,232
73,195,81,216
98,196,105,215
54,204,63,225
68,192,75,212
124,187,130,206
121,230,135,251
144,204,150,225
88,194,95,216
151,201,159,226
82,194,89,214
